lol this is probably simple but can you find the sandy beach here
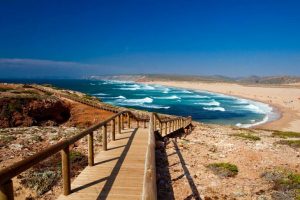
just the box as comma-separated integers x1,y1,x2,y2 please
143,81,300,132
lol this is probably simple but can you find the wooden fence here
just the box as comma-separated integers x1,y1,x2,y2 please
0,110,147,200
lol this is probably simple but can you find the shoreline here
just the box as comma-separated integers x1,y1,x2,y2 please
142,80,300,132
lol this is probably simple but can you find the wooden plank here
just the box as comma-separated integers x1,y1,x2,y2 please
57,128,149,200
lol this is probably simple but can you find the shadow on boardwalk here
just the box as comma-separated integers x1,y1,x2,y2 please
156,125,202,200
96,128,138,199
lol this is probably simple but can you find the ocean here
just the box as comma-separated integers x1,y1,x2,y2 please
1,79,278,127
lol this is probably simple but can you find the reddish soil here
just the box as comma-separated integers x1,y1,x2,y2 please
63,98,114,128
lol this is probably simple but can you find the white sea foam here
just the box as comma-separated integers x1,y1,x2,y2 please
180,94,209,99
203,107,226,112
153,95,181,100
235,99,249,105
141,84,155,90
162,88,170,93
104,80,132,84
89,83,96,86
234,99,278,128
123,97,153,104
236,115,269,128
171,89,193,94
194,99,220,106
118,84,141,90
138,104,170,109
233,99,272,114
101,95,126,99
93,93,108,96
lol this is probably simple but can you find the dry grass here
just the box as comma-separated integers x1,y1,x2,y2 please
207,162,238,178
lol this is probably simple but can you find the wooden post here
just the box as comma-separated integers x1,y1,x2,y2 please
144,120,147,128
121,114,124,130
61,146,71,195
150,113,154,134
88,132,94,166
159,122,162,133
174,119,177,131
102,124,107,151
0,180,14,200
128,114,131,129
164,122,168,136
118,115,121,134
137,120,139,128
112,119,116,141
173,121,175,132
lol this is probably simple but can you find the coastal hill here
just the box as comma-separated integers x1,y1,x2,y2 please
89,74,300,85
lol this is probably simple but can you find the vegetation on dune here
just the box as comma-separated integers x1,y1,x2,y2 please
31,135,43,142
272,130,300,138
276,140,300,148
20,169,61,196
83,94,101,102
207,162,238,177
69,150,86,163
0,87,12,92
0,134,17,144
230,132,261,141
262,168,300,199
10,90,39,95
42,84,62,90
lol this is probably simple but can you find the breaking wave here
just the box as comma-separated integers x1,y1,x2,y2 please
203,107,226,112
123,97,153,104
194,99,220,106
153,95,181,100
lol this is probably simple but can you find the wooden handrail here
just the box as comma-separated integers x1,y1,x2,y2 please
142,113,192,200
152,113,192,136
0,110,146,199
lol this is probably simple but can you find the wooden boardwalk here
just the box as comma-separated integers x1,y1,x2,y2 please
57,128,149,200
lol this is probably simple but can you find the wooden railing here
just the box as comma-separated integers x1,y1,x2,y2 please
153,113,192,136
0,110,147,200
142,113,192,200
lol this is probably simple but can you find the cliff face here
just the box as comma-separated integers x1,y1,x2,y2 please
0,97,70,128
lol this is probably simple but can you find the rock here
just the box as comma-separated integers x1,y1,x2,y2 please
209,145,217,153
233,190,246,197
257,195,268,200
271,191,293,200
219,154,226,158
10,143,23,150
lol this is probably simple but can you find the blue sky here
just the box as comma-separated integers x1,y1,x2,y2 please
1,0,300,78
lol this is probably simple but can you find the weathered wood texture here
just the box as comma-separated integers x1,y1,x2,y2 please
58,128,149,200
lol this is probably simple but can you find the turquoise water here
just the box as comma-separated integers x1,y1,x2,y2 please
2,79,278,127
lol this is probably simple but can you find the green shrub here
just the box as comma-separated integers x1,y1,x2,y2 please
70,151,85,162
207,162,238,177
0,87,11,92
0,135,17,143
31,135,43,142
272,130,300,138
276,140,300,148
231,133,260,141
262,169,300,199
21,169,60,196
